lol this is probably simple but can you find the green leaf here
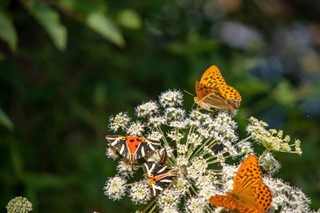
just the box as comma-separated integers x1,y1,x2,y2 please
0,10,17,52
0,108,14,130
25,0,67,51
86,12,125,47
273,80,296,106
56,0,107,16
116,9,141,29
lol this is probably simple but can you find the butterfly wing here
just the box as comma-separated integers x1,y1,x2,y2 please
209,193,266,213
232,182,272,213
194,82,217,111
200,65,227,88
233,155,272,212
195,82,215,100
247,182,272,212
142,162,178,196
209,194,238,210
210,155,272,213
218,84,241,109
105,135,160,164
201,92,237,111
195,65,241,111
233,155,262,192
105,135,128,156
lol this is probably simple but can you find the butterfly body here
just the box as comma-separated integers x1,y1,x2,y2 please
195,65,241,112
105,135,160,164
210,155,272,213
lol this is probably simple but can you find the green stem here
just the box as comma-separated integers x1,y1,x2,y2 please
157,126,176,164
188,137,212,160
135,197,156,213
260,150,269,160
190,138,217,160
185,125,194,148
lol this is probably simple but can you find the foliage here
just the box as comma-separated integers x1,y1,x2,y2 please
1,0,319,212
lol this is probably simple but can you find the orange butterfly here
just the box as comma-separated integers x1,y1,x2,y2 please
209,155,272,213
194,65,241,112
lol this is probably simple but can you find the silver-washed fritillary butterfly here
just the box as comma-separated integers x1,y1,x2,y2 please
209,155,272,213
194,65,241,112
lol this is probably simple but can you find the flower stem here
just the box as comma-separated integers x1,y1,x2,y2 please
136,197,156,213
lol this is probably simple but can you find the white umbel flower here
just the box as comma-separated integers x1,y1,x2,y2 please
158,189,181,210
247,117,302,155
105,147,119,160
129,181,150,204
116,160,138,177
186,197,207,213
109,112,131,132
187,157,208,180
6,197,32,213
159,90,183,107
136,101,159,117
127,121,144,135
104,176,127,200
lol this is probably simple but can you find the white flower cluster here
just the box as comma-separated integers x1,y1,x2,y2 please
6,196,32,213
104,90,318,213
246,117,302,155
103,176,127,201
264,177,315,213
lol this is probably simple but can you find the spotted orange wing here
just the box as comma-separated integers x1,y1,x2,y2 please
195,81,217,101
199,65,227,88
209,155,272,213
194,65,241,112
218,84,242,109
194,66,226,111
209,194,239,211
194,81,223,111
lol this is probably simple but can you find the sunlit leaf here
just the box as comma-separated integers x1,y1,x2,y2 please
116,9,141,29
56,0,107,16
0,10,17,52
0,108,14,130
166,42,185,55
25,0,67,51
86,12,125,47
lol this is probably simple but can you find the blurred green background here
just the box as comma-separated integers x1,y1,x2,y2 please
1,0,319,212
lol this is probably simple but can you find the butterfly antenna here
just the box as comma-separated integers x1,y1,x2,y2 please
183,90,195,97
